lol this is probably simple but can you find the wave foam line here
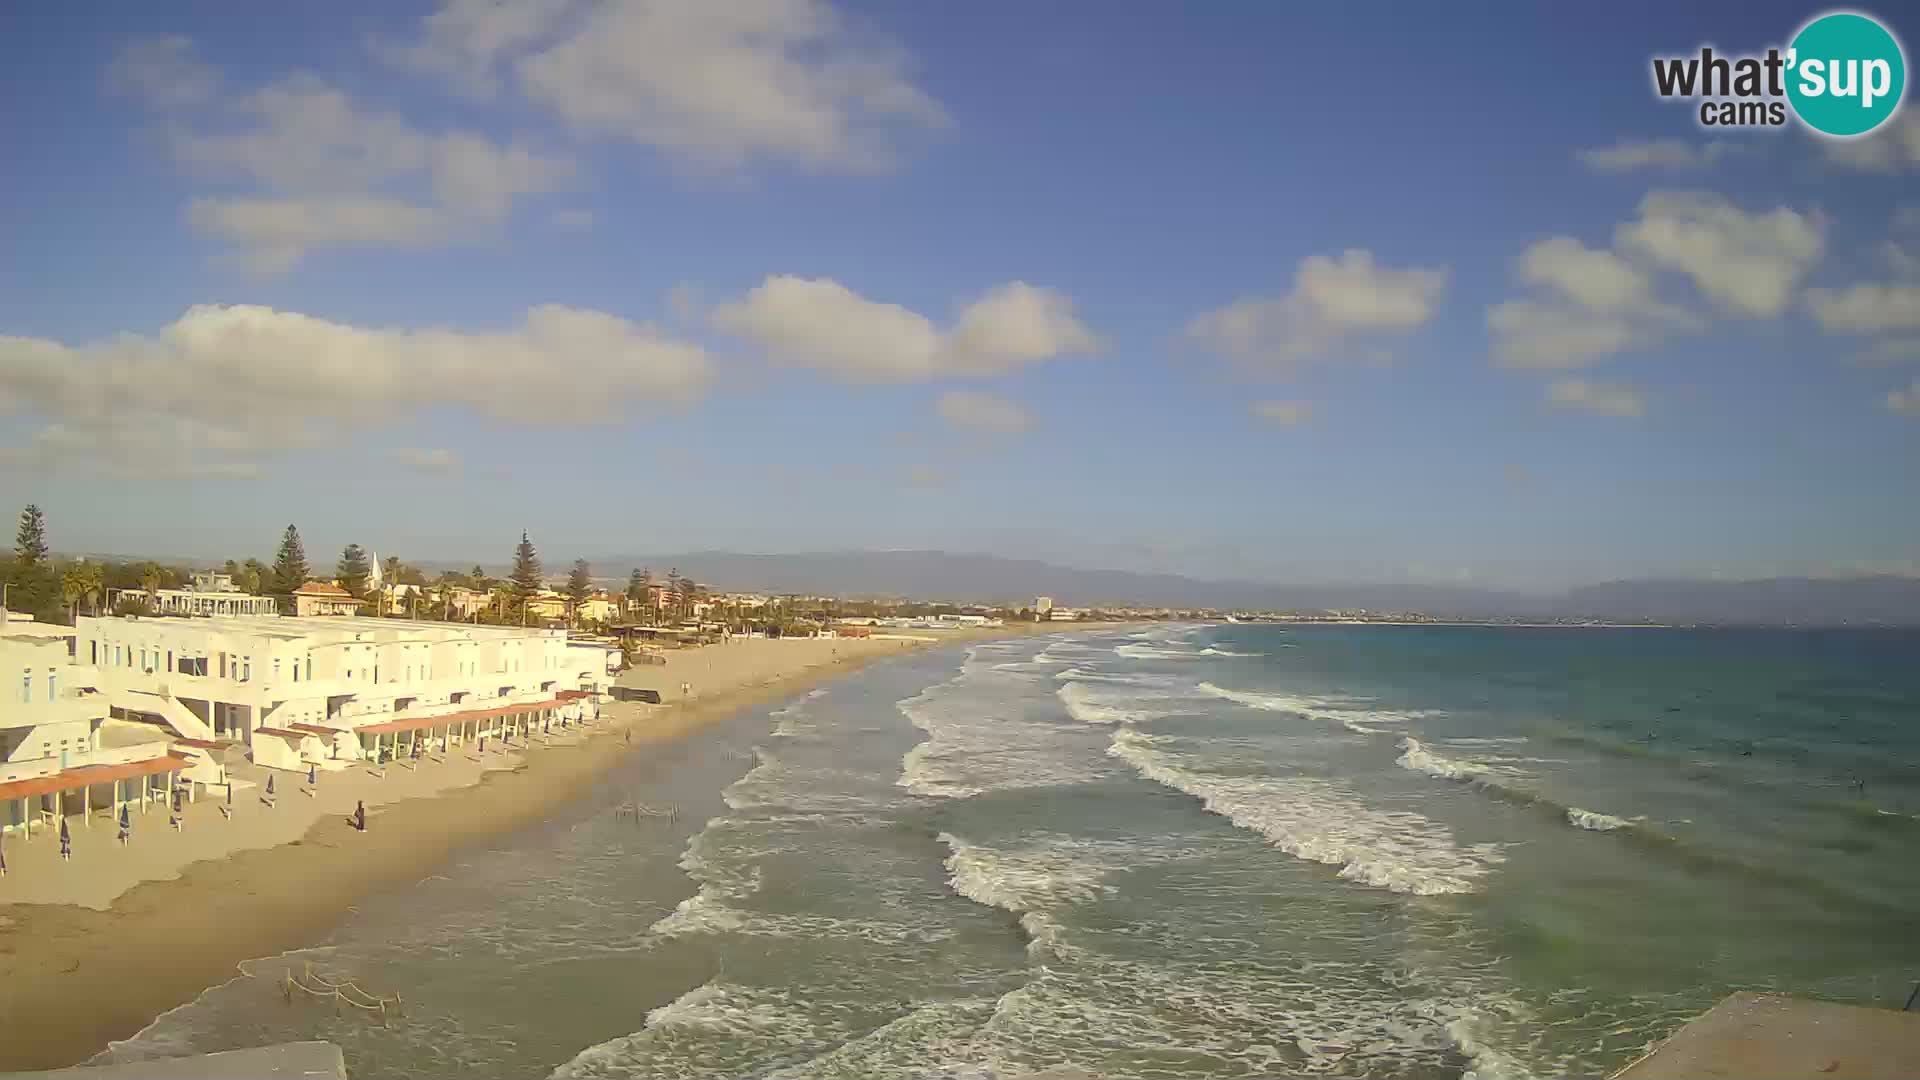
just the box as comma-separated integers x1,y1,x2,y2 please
1107,728,1500,895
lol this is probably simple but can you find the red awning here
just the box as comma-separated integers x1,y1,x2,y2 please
0,754,191,802
172,738,222,750
289,723,343,736
555,689,594,701
251,727,308,740
355,697,563,737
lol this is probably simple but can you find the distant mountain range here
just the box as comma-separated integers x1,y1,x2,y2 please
566,550,1920,627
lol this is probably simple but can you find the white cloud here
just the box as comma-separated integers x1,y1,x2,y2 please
1490,236,1699,369
1546,378,1646,418
936,390,1031,434
0,304,710,475
1250,400,1313,426
1806,282,1920,334
1517,236,1653,312
551,207,595,229
119,44,573,271
1489,192,1820,370
1575,137,1738,172
375,0,574,97
1616,192,1825,318
1826,113,1920,171
1188,250,1448,369
1888,378,1920,417
187,197,452,275
393,447,462,473
397,0,946,173
107,35,218,109
711,276,1094,381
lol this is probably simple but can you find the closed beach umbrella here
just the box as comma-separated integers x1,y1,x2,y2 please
2,839,8,875
266,774,275,797
172,785,183,813
60,816,71,857
119,804,130,831
226,780,233,805
308,763,317,786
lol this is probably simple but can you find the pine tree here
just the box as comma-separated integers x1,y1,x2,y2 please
272,524,309,595
337,544,372,597
15,504,48,567
9,505,53,617
567,559,593,606
510,532,542,606
666,568,686,622
626,568,645,611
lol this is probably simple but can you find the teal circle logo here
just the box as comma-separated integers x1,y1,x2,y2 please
1787,11,1906,136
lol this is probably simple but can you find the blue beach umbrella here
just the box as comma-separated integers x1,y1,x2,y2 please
60,816,71,856
308,763,317,786
266,774,275,797
172,785,183,813
119,804,130,831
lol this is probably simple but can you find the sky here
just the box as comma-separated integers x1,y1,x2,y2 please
1,1,1917,591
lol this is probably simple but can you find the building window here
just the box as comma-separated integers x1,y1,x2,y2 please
48,671,56,700
293,662,300,683
19,670,29,704
242,658,251,681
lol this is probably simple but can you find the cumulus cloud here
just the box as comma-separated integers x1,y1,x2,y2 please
1546,378,1647,418
393,447,462,473
1188,250,1448,369
386,0,945,173
1826,113,1920,172
1575,137,1739,172
1806,282,1920,334
188,197,452,275
0,304,710,476
117,42,573,271
1616,192,1825,318
1489,192,1820,369
107,35,219,109
711,276,1095,381
936,390,1031,434
1889,378,1920,417
1489,235,1699,369
1250,400,1312,426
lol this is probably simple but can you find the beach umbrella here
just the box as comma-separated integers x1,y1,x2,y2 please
266,774,275,797
308,763,317,786
226,780,233,805
119,804,130,831
60,817,71,857
172,785,183,813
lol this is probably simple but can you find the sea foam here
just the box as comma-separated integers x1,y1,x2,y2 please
1107,728,1502,895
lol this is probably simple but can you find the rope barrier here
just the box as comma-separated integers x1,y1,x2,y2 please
281,962,405,1025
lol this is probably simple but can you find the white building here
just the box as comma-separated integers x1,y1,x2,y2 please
141,572,280,617
70,614,614,768
292,582,360,617
2,618,193,837
1035,596,1054,615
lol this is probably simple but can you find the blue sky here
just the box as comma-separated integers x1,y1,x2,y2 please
1,1,1916,590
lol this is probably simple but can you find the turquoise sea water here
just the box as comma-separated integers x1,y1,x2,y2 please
102,625,1920,1078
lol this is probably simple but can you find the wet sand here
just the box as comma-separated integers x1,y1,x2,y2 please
0,628,1064,1071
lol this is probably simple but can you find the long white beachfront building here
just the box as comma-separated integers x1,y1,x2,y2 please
4,613,616,835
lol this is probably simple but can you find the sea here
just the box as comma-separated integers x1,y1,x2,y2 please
97,624,1920,1079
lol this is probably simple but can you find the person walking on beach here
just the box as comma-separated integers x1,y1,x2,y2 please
59,817,71,861
352,800,366,832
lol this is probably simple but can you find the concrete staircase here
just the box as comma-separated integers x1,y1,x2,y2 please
110,685,217,743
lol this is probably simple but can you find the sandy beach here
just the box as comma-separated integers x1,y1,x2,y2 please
0,627,1058,1072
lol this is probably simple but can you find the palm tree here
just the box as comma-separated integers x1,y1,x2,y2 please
60,563,89,623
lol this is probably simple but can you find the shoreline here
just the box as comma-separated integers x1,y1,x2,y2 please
0,625,1074,1073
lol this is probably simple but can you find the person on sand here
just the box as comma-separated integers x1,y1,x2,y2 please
351,800,366,832
308,762,317,788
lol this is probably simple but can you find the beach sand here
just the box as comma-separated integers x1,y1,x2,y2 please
0,627,1059,1071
